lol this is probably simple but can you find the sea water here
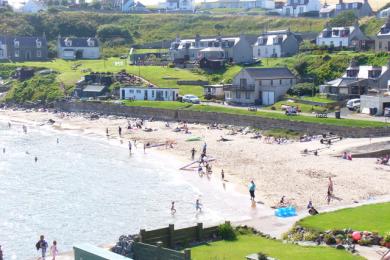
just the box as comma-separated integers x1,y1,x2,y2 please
0,120,261,259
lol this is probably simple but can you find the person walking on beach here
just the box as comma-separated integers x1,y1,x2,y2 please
106,128,109,137
2,148,5,154
191,148,196,160
36,235,48,260
196,199,202,212
50,241,58,260
202,142,207,156
23,125,27,134
0,245,3,260
35,156,38,163
8,122,11,128
56,138,59,144
171,201,176,215
328,177,333,196
118,126,122,137
221,169,225,181
248,180,256,201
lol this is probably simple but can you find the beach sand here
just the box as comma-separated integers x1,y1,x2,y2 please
2,108,390,211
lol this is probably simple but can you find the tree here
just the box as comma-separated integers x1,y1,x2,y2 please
97,24,132,44
328,11,357,27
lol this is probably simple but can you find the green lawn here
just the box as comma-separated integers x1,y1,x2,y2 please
133,49,168,54
6,59,206,97
184,105,388,128
299,202,390,235
300,96,336,104
191,235,363,260
264,100,329,113
122,100,192,109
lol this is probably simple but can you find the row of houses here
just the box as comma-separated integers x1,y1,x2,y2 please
168,19,390,65
0,35,100,61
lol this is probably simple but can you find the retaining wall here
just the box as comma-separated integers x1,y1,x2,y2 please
54,101,390,138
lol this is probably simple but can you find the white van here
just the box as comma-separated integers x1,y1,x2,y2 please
346,99,360,111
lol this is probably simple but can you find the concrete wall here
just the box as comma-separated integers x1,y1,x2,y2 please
54,101,390,138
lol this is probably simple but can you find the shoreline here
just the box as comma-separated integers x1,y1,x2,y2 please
2,108,390,210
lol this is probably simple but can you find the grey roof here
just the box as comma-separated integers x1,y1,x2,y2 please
83,85,106,92
243,67,295,79
0,35,47,47
59,37,99,48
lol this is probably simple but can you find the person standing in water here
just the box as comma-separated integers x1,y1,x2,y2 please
128,141,132,154
248,180,256,201
2,148,5,154
35,156,38,163
36,235,48,260
171,201,176,215
56,138,59,144
50,241,58,260
196,199,202,212
191,148,196,160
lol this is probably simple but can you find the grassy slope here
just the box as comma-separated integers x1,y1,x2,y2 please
264,100,329,113
191,235,363,260
122,100,192,109
299,203,390,235
5,59,207,96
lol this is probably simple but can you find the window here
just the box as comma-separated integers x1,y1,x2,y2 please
339,41,342,47
290,79,293,85
15,50,19,57
259,80,262,86
0,49,3,57
379,42,382,49
245,92,250,99
36,40,42,48
225,91,230,99
165,91,168,98
151,90,154,97
14,41,19,48
129,90,134,94
330,41,334,46
272,48,276,54
240,78,247,88
236,91,241,98
36,50,42,58
271,80,273,86
136,90,141,94
299,7,303,13
65,40,72,47
257,48,261,56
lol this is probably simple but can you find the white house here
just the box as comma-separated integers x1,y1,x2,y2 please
19,0,47,13
252,29,300,59
199,0,274,9
316,25,367,48
282,0,320,17
57,37,100,60
161,0,193,11
120,86,179,101
203,84,224,99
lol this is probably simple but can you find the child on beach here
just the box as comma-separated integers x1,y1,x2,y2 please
171,201,176,215
50,241,58,260
36,235,48,260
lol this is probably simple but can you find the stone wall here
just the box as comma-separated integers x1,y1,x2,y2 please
54,101,390,138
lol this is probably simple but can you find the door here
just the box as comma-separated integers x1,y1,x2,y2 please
144,90,148,100
121,89,125,99
262,91,275,105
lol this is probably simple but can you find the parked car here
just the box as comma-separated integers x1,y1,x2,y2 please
182,94,200,104
346,99,360,111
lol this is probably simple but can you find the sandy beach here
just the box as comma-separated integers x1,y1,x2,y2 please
1,108,390,211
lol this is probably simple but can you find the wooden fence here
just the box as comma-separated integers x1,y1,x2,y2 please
133,242,190,260
139,222,221,249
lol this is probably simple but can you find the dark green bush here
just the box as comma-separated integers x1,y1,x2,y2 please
218,222,237,241
324,234,336,245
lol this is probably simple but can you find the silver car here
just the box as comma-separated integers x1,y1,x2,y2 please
182,94,200,104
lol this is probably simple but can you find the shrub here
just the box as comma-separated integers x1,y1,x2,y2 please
291,232,303,242
303,231,319,241
324,234,336,245
358,239,371,246
218,222,237,241
384,232,390,243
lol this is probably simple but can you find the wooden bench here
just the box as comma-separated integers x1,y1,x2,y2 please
315,112,328,118
248,106,257,112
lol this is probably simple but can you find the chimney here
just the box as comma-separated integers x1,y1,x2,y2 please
338,0,343,4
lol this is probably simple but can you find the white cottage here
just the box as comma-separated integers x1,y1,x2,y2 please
57,37,100,60
120,86,179,101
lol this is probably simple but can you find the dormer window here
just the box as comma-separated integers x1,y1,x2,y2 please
346,69,358,77
36,39,42,48
368,69,381,78
64,38,72,47
14,40,19,48
87,38,95,47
